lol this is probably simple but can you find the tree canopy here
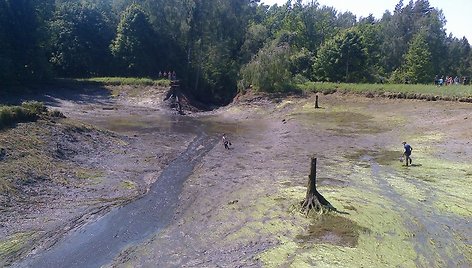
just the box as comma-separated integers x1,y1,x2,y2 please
1,0,471,103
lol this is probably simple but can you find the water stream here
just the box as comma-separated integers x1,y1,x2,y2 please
15,115,219,268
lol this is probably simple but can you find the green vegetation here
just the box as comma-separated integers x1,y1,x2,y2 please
76,77,170,87
0,232,37,265
1,1,471,104
0,101,47,130
299,82,472,99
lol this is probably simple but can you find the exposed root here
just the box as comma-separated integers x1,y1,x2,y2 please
300,194,336,216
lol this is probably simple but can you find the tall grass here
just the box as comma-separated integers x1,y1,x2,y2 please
0,101,47,130
299,82,472,99
75,77,171,87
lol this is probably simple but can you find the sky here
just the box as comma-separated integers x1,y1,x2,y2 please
261,0,472,41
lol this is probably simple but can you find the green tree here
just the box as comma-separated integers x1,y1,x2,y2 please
401,32,434,84
239,42,293,93
313,29,368,82
445,37,471,77
49,3,114,77
185,0,257,104
0,0,52,84
379,0,447,78
110,3,156,76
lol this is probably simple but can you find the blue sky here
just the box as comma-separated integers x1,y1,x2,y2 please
261,0,472,41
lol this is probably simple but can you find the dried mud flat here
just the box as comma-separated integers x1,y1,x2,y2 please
2,86,472,267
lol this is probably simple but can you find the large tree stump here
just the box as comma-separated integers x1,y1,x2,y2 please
301,157,335,215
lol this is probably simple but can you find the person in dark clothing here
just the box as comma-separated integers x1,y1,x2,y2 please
222,133,231,150
402,141,413,166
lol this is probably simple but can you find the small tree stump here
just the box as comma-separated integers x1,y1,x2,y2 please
301,157,335,215
315,95,320,109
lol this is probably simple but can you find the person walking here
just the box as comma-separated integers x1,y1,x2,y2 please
402,141,413,166
222,133,231,150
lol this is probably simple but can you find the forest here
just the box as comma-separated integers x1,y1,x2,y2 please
1,0,471,104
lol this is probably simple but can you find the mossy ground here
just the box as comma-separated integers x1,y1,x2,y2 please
0,232,37,266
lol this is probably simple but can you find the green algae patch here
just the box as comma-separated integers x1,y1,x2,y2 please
121,180,137,190
296,214,369,247
257,237,300,268
410,131,444,145
0,231,37,265
344,149,403,166
75,168,104,185
255,169,418,267
221,184,309,244
407,155,472,217
290,104,389,135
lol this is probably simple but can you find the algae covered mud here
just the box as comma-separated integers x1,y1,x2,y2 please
109,94,471,267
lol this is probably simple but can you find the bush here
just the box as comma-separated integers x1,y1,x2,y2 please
48,110,65,118
0,102,48,130
21,101,47,115
239,44,294,93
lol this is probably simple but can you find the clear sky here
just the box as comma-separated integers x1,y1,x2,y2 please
261,0,472,41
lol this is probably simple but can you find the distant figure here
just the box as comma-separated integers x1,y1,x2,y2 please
163,71,167,78
158,71,162,78
222,133,231,150
0,148,6,161
402,141,413,166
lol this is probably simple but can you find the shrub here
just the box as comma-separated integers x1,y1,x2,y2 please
21,101,47,115
0,102,47,130
239,44,294,93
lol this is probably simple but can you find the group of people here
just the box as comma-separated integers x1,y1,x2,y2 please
434,75,470,86
158,70,177,81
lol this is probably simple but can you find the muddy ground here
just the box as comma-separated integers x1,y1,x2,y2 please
1,85,472,267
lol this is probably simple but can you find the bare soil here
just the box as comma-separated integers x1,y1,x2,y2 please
2,86,471,267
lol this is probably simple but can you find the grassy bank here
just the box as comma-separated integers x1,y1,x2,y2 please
299,82,472,101
0,101,50,130
74,77,171,87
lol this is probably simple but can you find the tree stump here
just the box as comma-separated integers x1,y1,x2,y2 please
301,157,335,215
315,95,320,109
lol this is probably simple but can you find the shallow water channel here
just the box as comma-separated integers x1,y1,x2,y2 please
15,112,224,268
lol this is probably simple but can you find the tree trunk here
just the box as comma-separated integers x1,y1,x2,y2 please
301,157,335,215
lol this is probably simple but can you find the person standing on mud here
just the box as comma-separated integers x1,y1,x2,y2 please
402,141,413,166
222,133,231,150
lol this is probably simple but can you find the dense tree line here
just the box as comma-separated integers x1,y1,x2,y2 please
1,0,471,103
